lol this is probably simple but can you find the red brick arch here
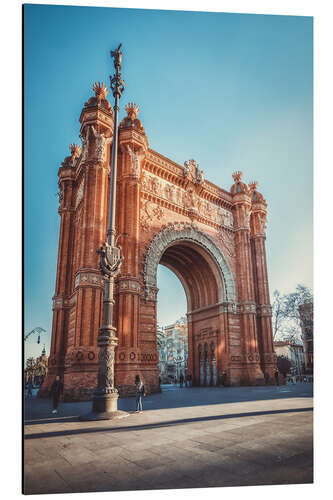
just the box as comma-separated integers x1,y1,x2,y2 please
142,222,236,305
41,89,276,401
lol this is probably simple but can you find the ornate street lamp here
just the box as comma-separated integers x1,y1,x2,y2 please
81,45,128,421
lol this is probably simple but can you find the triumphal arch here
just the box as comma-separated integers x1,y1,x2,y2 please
43,82,276,400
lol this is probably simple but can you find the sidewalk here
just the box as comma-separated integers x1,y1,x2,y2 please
24,384,313,494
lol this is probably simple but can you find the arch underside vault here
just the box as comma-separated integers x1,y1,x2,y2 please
143,222,236,307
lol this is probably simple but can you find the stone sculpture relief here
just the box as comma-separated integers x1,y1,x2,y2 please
215,227,236,258
91,126,112,162
184,159,204,185
140,200,164,232
69,143,81,166
79,127,90,162
127,145,144,178
141,170,233,228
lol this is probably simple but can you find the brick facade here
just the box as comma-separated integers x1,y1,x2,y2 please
40,85,276,401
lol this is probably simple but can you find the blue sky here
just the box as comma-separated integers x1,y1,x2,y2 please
24,4,313,359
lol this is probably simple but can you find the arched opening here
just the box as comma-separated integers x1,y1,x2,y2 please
157,265,187,385
143,222,237,388
154,237,230,387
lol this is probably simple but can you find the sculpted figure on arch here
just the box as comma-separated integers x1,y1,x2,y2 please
91,126,112,163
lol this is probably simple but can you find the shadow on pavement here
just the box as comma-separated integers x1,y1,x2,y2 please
24,384,313,424
25,406,313,440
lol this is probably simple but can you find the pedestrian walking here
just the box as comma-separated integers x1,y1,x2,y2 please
179,373,184,387
222,371,227,387
50,375,63,414
189,374,192,387
135,374,145,413
274,369,279,386
264,371,269,385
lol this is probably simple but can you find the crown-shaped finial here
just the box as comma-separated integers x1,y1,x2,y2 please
70,143,81,159
93,81,109,100
125,102,140,121
232,171,243,183
248,181,258,191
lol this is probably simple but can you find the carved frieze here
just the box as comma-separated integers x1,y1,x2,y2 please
53,298,63,309
257,304,272,316
215,227,236,258
74,272,103,288
140,200,164,232
119,278,141,293
238,303,257,314
141,170,233,228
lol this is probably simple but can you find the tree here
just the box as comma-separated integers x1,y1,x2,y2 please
272,290,287,340
284,285,313,322
25,357,36,384
271,285,313,342
276,355,292,377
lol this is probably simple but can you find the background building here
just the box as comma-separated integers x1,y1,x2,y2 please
158,318,188,383
299,301,313,373
274,340,305,376
157,325,168,382
25,345,48,386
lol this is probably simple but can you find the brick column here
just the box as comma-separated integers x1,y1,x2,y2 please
40,150,76,395
231,172,263,384
114,106,151,395
249,182,276,379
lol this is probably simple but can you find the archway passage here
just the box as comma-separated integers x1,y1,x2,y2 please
159,239,224,388
157,240,224,388
160,241,220,311
135,222,237,393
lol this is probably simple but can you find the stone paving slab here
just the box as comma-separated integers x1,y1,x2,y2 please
23,384,313,494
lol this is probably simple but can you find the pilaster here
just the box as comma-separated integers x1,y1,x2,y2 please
231,172,263,383
249,181,276,377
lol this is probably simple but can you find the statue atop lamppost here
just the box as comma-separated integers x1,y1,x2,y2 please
81,45,128,421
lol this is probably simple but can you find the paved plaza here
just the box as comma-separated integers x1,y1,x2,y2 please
24,383,313,494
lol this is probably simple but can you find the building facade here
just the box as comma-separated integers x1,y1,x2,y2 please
158,317,188,382
25,346,48,386
41,81,276,400
298,302,313,372
274,341,305,375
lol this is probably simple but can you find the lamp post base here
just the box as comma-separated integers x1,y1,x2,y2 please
79,392,129,421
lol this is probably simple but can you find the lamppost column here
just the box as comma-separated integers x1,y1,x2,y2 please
81,44,127,421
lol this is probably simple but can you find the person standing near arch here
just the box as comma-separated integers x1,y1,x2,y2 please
50,375,63,414
135,375,145,413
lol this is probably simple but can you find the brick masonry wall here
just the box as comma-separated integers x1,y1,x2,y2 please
42,93,276,401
